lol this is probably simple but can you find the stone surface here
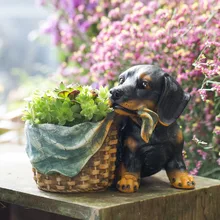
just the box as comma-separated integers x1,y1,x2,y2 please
1,144,220,220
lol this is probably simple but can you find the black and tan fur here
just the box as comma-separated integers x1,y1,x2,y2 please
110,65,195,193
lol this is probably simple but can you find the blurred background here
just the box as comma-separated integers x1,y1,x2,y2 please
0,0,59,107
0,0,219,179
0,0,58,143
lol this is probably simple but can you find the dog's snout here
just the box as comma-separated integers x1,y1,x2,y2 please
110,88,124,100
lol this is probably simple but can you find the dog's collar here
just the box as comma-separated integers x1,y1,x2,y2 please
113,105,159,143
137,108,159,143
113,104,137,116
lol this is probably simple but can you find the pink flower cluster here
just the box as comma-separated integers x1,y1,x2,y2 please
87,0,219,85
39,0,100,50
194,41,220,100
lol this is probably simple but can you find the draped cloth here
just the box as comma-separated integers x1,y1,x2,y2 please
25,112,114,177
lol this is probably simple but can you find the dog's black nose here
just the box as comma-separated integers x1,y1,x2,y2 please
109,88,124,100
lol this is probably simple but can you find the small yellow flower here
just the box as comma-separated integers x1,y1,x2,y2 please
166,20,177,29
96,6,102,13
124,52,134,59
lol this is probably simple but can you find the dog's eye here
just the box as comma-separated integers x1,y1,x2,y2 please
142,81,149,88
119,78,124,85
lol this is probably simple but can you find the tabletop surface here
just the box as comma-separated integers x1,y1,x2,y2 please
1,144,220,220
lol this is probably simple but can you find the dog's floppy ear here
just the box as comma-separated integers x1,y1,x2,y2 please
157,73,190,126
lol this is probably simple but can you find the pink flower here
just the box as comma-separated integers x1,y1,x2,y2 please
198,89,207,101
197,149,208,160
189,160,202,175
213,126,220,135
213,84,220,95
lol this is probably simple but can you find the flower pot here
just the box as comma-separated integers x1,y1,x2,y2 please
26,113,118,192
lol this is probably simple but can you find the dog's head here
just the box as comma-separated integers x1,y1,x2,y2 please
110,65,190,126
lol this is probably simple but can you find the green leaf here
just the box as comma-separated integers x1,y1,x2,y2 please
71,104,81,113
58,90,70,98
22,83,112,126
59,82,66,90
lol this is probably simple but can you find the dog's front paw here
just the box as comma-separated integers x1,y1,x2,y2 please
167,170,195,189
117,173,139,193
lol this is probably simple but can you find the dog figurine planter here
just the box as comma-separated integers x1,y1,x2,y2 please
110,65,195,193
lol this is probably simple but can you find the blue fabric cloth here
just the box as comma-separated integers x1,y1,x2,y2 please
25,113,114,177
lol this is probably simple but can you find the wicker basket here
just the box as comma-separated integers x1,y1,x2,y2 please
32,122,118,193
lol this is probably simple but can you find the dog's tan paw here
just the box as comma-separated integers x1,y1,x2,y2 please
167,170,195,189
117,173,139,193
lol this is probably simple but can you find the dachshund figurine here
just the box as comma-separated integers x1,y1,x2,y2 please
110,65,195,193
